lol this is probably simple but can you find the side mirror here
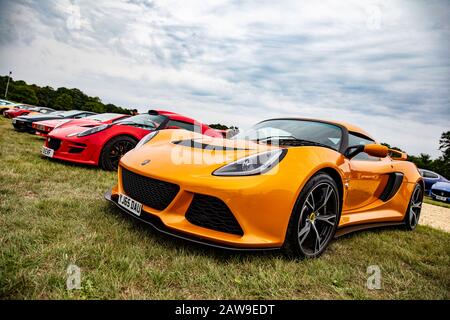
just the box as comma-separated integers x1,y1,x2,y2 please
389,149,408,161
344,144,388,159
364,144,389,158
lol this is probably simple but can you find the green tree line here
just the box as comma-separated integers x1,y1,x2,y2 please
383,131,450,179
0,75,132,115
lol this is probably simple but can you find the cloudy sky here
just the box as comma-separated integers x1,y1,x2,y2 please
0,0,449,157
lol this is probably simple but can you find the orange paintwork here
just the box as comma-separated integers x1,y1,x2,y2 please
109,121,422,248
364,144,389,158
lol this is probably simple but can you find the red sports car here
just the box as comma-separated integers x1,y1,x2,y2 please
41,110,222,170
4,105,54,118
32,113,130,137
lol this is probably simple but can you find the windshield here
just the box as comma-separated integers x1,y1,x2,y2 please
234,119,343,151
85,113,123,122
59,110,83,117
0,100,13,105
49,111,65,115
116,114,167,130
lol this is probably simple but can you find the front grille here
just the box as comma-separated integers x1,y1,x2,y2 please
47,138,61,151
432,190,449,198
121,167,180,210
186,194,243,236
13,121,28,130
68,147,84,154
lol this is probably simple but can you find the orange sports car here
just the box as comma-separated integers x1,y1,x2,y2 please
105,118,424,257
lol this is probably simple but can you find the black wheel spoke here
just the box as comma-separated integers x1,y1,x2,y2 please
297,181,338,256
311,223,322,252
410,208,416,226
315,185,332,213
107,140,136,169
315,214,336,226
305,195,315,211
298,220,311,245
408,186,423,228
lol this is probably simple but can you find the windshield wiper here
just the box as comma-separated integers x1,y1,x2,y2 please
254,135,297,143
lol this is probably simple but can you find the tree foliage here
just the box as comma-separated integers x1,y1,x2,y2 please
7,85,39,105
439,131,450,160
54,93,73,110
383,131,450,179
0,75,132,115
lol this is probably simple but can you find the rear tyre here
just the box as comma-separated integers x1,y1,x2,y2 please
100,136,137,171
283,173,341,258
404,183,423,230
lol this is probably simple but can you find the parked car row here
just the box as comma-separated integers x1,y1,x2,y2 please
2,102,439,256
5,105,222,170
0,99,52,117
418,168,450,203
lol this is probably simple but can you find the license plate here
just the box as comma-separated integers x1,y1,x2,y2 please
118,193,142,216
436,195,447,201
12,118,16,124
37,124,45,131
41,146,54,158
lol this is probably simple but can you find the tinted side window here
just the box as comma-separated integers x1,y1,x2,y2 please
121,114,167,129
167,120,196,132
348,132,379,161
74,113,89,119
111,117,126,123
423,171,438,179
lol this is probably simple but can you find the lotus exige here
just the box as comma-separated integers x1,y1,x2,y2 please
105,118,424,257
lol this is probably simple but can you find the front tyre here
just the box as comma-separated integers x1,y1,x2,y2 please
283,173,341,258
100,136,137,171
404,183,423,230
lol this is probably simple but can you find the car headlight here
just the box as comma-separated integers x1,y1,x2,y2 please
134,131,159,149
67,124,111,137
213,149,287,176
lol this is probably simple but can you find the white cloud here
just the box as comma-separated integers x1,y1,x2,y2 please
0,0,448,157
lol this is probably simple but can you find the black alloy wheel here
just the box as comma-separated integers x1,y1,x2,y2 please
100,136,137,171
404,183,423,230
284,173,341,258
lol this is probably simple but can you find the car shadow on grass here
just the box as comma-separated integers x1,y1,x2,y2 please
43,155,102,172
104,204,283,263
102,197,421,264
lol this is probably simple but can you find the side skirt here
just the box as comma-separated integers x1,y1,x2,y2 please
335,221,405,238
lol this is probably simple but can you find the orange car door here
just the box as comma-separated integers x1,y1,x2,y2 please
343,132,393,211
345,157,393,210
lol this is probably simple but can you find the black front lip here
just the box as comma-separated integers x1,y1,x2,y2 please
13,120,34,132
104,190,280,252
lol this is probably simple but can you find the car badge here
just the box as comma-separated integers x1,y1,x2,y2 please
141,159,151,166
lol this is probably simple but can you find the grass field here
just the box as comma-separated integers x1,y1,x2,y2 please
0,116,449,300
424,196,450,209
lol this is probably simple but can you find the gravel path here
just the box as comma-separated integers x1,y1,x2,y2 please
419,203,450,233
